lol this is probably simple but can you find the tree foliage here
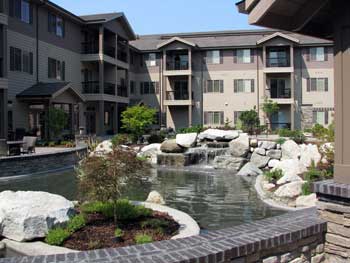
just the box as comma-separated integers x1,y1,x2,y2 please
262,97,279,128
47,107,68,139
78,147,150,224
121,105,157,142
239,109,260,135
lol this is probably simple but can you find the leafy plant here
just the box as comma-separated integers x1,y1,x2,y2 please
45,228,71,246
148,133,165,144
291,130,306,144
135,233,153,244
275,137,286,145
264,169,284,183
262,97,279,131
66,215,86,233
177,125,203,134
239,109,260,135
78,147,150,225
47,107,68,140
121,105,157,142
302,181,312,196
114,228,124,238
111,134,131,147
141,219,169,229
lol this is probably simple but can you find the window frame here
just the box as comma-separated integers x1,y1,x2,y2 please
48,12,65,38
234,79,254,93
204,111,224,125
236,49,252,64
308,78,328,92
48,57,65,81
206,50,221,64
310,47,326,62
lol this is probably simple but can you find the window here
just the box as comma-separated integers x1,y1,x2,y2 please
10,47,33,74
313,110,329,126
206,50,221,64
234,79,254,93
310,47,326,62
144,53,157,67
140,82,159,95
48,13,65,37
48,58,65,80
130,81,136,95
204,111,224,125
10,0,32,24
235,49,252,64
307,78,328,92
205,80,224,93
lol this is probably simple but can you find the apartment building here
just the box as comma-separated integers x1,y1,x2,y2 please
0,0,334,139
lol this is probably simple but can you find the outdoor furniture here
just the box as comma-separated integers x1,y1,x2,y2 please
22,136,37,154
7,141,25,156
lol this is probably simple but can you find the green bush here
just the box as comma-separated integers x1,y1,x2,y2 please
141,218,169,229
114,228,124,238
275,137,286,145
302,181,312,196
45,228,71,246
177,125,203,134
304,167,323,182
148,134,165,144
135,233,153,244
81,200,152,221
66,215,86,233
264,169,284,183
239,109,260,135
278,129,306,144
111,134,131,146
278,128,294,137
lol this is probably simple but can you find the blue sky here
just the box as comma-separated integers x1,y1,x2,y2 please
51,0,262,35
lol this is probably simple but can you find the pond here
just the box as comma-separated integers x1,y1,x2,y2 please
0,167,284,231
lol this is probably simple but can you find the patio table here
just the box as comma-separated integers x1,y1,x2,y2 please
7,141,26,156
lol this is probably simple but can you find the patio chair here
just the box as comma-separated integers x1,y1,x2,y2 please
22,136,37,154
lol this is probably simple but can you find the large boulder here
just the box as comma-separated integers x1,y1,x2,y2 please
274,181,305,199
213,156,246,171
273,159,305,185
259,141,277,150
250,152,271,168
137,144,161,164
296,194,317,208
268,159,280,168
0,191,75,242
254,148,266,156
281,140,301,160
160,139,184,153
198,129,239,142
92,140,113,156
237,162,263,177
146,191,165,205
266,149,282,160
299,144,322,168
176,133,197,148
229,133,250,157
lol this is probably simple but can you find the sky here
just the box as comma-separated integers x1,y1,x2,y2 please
51,0,262,35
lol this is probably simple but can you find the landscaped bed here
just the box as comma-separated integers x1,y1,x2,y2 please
45,200,180,251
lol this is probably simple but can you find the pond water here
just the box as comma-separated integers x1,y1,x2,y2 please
0,167,284,231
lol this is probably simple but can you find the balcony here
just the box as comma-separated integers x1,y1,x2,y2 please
266,57,290,68
117,50,128,63
264,47,293,73
164,90,194,106
81,42,116,60
164,51,191,76
117,85,128,97
166,60,189,71
82,81,116,96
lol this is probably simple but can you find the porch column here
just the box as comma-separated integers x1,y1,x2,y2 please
99,26,104,95
161,50,167,128
188,75,192,127
78,102,86,134
334,3,350,184
290,74,295,130
113,102,118,134
97,101,105,136
69,104,74,135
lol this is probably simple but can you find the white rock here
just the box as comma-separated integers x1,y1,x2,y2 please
213,156,246,171
260,141,277,150
281,140,301,160
274,181,305,198
254,148,266,156
250,139,258,147
237,162,263,177
93,140,113,156
266,149,282,160
299,144,322,168
296,194,317,208
262,181,276,192
0,191,75,242
268,159,280,168
276,144,281,150
137,144,161,164
250,152,271,168
229,133,250,157
176,133,197,148
198,129,239,141
273,159,305,185
146,191,165,205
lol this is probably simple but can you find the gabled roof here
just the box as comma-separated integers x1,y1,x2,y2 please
17,82,85,102
156,37,197,49
257,32,300,45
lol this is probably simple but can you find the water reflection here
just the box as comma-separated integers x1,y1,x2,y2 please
0,168,284,230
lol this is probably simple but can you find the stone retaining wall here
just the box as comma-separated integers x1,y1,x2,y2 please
0,147,87,177
0,208,326,263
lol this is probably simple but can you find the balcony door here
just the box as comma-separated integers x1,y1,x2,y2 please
270,79,290,99
174,81,189,100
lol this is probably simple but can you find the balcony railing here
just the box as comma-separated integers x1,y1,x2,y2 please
266,57,290,67
82,81,116,95
117,85,128,97
166,60,189,71
81,42,116,58
270,89,291,99
117,50,128,63
166,90,193,100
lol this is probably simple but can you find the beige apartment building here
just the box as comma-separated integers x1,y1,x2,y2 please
0,0,334,139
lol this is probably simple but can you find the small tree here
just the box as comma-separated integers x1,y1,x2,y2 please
78,147,150,225
262,97,279,131
47,107,68,139
121,105,156,142
239,108,260,135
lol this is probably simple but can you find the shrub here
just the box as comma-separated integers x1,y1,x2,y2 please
66,215,86,233
111,134,131,147
275,137,286,145
45,228,71,246
47,107,68,140
304,166,323,182
302,182,312,196
291,130,306,144
262,97,279,132
148,133,165,144
177,125,203,134
278,128,294,137
264,169,284,183
114,228,124,238
239,109,260,135
135,233,153,244
141,219,169,229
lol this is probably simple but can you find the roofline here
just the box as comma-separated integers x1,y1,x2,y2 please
257,32,300,45
156,37,197,49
